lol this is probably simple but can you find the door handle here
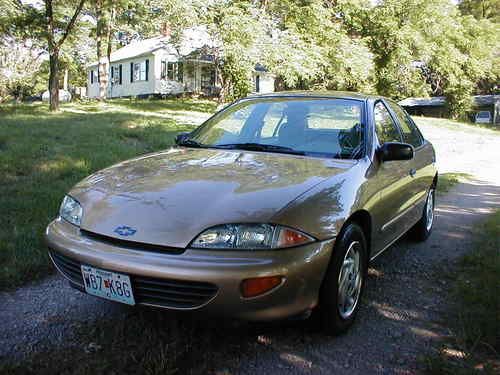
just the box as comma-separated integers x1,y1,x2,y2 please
409,168,416,177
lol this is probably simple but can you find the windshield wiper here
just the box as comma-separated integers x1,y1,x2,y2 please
213,143,305,155
177,138,204,148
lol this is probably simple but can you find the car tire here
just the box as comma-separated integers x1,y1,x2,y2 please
410,187,435,241
315,223,368,335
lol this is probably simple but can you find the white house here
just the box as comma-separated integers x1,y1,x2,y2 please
86,28,275,98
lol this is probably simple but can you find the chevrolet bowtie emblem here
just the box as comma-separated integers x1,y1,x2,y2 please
114,226,137,236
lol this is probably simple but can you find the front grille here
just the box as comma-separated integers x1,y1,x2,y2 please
133,276,218,308
48,250,218,309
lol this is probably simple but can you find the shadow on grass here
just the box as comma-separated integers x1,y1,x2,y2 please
103,97,218,113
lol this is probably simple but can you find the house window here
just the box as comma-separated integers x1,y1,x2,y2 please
167,62,175,80
201,66,215,89
162,61,183,82
132,60,148,82
110,65,122,85
255,75,260,92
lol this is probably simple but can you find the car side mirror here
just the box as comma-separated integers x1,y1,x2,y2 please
175,132,190,145
378,142,414,162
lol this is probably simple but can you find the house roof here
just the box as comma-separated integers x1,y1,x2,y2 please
254,63,269,72
87,26,217,68
399,95,499,107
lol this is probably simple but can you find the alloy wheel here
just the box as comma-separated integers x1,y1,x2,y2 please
337,241,363,319
426,189,435,231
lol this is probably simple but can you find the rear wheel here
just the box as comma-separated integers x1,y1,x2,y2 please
410,187,435,241
315,223,368,335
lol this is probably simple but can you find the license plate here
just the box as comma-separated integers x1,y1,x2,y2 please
81,265,135,305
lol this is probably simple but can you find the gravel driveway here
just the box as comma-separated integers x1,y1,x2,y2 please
1,121,499,373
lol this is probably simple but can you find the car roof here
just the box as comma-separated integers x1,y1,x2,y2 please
245,90,380,101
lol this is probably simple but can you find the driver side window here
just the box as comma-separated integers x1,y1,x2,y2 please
374,102,401,145
260,103,286,138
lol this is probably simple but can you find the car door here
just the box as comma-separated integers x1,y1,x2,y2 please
370,100,414,254
386,100,434,224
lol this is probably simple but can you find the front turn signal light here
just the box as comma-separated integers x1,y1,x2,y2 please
241,276,283,298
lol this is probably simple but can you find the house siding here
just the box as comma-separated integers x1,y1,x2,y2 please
85,42,274,98
87,54,156,98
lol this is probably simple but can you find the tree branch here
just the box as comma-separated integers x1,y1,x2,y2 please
56,0,86,49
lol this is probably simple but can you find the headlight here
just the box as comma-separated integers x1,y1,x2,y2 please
59,195,83,226
191,224,315,250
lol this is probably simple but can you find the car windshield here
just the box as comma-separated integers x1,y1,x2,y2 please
187,98,365,159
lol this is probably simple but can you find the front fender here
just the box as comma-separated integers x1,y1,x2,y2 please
271,159,376,241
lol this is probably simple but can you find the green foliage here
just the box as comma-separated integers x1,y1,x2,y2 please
0,37,45,101
365,0,499,118
1,0,499,114
203,1,263,101
458,0,500,21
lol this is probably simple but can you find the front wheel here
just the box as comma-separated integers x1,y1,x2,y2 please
410,187,435,241
315,223,368,335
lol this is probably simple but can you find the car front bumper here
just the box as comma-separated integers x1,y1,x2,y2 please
45,218,335,321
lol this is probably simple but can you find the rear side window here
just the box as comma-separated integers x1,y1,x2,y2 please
388,102,423,148
374,102,401,145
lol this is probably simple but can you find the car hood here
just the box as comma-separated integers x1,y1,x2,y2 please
71,147,355,248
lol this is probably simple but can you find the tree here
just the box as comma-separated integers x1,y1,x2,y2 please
45,0,86,111
0,36,46,102
362,0,499,118
458,0,500,21
203,1,264,102
0,2,46,101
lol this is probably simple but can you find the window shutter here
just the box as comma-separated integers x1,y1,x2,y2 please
90,70,93,84
130,62,134,82
97,68,100,83
177,62,183,82
119,64,122,85
145,59,149,81
111,66,114,79
161,60,166,79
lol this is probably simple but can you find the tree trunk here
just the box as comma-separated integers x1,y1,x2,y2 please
96,0,107,99
49,50,60,111
215,59,227,104
105,5,114,97
45,0,84,111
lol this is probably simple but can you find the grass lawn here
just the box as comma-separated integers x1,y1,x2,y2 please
0,98,216,290
425,211,500,374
